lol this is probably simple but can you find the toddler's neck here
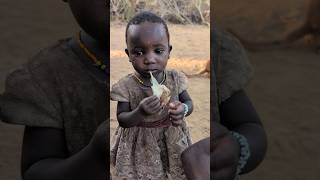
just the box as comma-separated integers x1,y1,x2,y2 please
135,71,165,86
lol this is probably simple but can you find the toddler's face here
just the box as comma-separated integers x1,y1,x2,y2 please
67,0,107,46
126,22,171,78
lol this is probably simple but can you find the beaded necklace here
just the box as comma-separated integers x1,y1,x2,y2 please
133,71,166,87
78,32,106,72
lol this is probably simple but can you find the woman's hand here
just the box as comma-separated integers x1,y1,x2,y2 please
212,122,240,180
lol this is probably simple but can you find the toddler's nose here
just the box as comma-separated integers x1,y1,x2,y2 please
144,53,156,64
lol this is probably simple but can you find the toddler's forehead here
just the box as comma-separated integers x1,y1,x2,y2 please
127,22,168,40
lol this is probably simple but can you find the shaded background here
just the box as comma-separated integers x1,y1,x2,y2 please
213,0,320,179
0,1,77,179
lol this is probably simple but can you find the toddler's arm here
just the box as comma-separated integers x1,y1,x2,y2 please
168,90,193,126
117,95,162,128
178,90,193,117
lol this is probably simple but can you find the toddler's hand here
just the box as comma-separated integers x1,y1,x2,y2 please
168,101,185,126
138,95,162,115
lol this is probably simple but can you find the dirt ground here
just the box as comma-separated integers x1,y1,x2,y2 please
213,0,320,179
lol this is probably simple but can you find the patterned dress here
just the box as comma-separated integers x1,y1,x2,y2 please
110,69,191,180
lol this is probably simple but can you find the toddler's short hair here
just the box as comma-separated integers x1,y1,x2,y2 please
125,11,170,44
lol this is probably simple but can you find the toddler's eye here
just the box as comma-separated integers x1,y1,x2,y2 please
133,50,143,56
155,49,164,54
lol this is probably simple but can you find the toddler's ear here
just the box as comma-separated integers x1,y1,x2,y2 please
125,49,131,62
168,45,172,58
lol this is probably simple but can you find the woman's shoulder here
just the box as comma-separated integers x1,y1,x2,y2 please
216,29,252,73
0,39,73,129
214,28,254,102
3,38,73,94
6,38,76,84
27,38,73,69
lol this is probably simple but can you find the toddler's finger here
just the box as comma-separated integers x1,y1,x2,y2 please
161,102,167,107
150,104,161,113
168,102,178,109
148,98,160,108
150,105,162,114
145,95,158,103
169,109,183,115
170,114,184,120
171,119,183,126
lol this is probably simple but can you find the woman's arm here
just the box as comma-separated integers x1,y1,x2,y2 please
21,121,108,180
219,90,267,174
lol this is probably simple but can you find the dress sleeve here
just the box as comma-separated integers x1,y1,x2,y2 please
216,30,254,103
177,71,188,94
110,78,130,102
0,66,62,128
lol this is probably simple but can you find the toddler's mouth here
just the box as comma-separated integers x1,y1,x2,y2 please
147,69,158,73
